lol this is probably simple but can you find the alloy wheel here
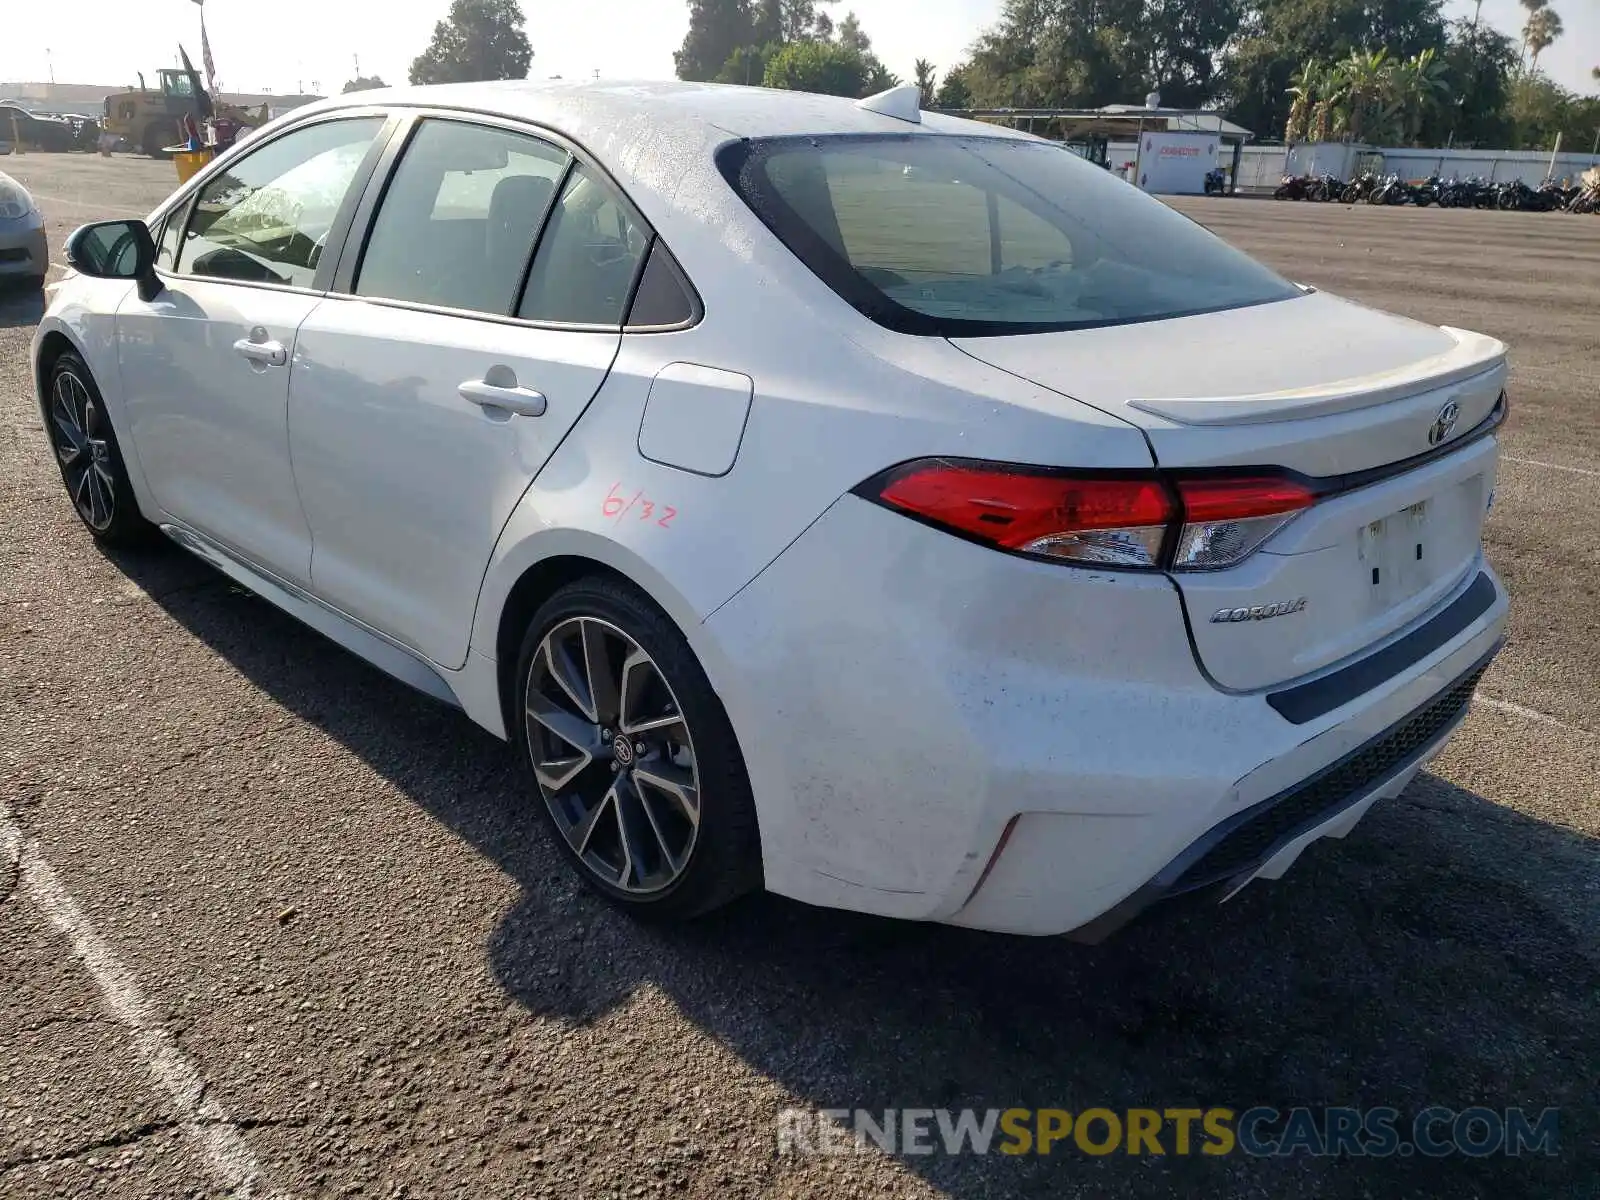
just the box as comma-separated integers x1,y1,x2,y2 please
49,371,116,531
524,616,701,895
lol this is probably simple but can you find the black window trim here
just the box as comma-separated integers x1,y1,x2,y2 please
154,108,402,299
623,238,703,333
717,132,1300,339
324,105,702,335
139,100,705,333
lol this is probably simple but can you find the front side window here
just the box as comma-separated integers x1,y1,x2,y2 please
178,117,383,289
518,163,650,326
356,120,569,316
719,135,1300,336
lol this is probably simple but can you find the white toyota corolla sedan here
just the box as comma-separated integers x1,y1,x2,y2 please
34,81,1508,939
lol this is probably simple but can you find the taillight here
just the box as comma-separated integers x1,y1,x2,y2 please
1170,476,1315,569
867,460,1174,567
857,459,1315,571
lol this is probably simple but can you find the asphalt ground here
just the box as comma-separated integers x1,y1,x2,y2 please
1,153,1596,1199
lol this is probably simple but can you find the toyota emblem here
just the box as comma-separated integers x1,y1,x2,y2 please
1428,401,1461,447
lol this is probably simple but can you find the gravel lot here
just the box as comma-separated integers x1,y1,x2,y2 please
1,154,1596,1199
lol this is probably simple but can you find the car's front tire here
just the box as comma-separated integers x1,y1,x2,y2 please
43,351,156,546
513,577,762,921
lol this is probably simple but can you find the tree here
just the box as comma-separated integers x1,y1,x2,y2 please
676,0,755,81
1390,48,1450,143
933,64,973,108
763,40,872,96
1436,16,1517,145
1333,48,1394,141
914,59,938,106
1284,57,1323,140
409,0,532,85
1522,7,1563,71
1220,0,1446,138
837,11,870,54
342,75,388,93
716,44,771,85
1516,0,1546,67
1506,70,1599,149
750,0,837,44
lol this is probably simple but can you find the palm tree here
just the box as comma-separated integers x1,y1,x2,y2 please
1391,49,1451,144
1524,7,1564,71
913,59,937,107
1337,49,1392,143
1284,57,1322,141
1517,0,1549,66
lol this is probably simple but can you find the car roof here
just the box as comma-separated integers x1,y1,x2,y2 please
309,79,1031,146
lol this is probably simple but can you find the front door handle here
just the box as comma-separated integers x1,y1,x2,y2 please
459,378,547,418
233,336,288,367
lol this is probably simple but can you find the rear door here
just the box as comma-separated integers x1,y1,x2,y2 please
288,116,652,669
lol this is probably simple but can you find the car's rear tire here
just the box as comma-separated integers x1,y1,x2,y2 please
43,352,156,546
513,577,761,921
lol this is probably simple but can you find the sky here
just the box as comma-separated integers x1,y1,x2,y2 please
2,0,1594,101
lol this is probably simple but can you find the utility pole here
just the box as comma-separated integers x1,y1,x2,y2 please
46,48,55,85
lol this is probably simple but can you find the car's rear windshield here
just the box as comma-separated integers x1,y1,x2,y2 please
717,134,1301,337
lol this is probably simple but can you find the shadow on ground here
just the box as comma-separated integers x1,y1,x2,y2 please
0,283,45,330
109,539,1599,1199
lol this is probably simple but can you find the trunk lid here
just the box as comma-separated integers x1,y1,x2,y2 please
952,291,1508,692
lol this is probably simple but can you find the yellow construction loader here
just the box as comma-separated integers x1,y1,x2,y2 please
102,68,267,158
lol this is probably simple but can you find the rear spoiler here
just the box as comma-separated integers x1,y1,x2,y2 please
1127,327,1507,426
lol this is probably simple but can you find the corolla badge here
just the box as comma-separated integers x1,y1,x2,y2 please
1211,598,1309,623
1428,400,1461,446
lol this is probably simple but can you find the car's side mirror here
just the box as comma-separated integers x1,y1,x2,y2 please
65,219,163,301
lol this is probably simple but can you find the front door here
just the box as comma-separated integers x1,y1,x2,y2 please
116,116,387,583
288,118,652,667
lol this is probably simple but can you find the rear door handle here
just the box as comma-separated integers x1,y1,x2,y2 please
233,337,288,367
459,379,547,418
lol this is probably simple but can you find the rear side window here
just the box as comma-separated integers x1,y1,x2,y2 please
625,241,697,328
178,117,383,288
518,164,650,326
356,120,569,316
720,135,1299,336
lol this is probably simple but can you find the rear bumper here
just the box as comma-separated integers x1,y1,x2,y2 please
705,495,1508,937
1067,640,1498,942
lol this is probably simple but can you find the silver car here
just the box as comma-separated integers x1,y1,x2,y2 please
0,170,48,288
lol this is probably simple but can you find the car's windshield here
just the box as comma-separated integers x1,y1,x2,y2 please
718,134,1300,336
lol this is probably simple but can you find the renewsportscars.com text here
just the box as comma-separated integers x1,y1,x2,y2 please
777,1106,1560,1158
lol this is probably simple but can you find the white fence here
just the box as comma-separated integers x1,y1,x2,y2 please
1232,143,1600,192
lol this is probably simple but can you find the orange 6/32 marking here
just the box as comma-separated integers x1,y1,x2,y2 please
604,482,677,528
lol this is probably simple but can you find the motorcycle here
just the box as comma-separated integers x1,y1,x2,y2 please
1495,180,1535,211
1535,179,1573,211
1204,168,1228,196
1340,172,1379,204
1565,183,1599,214
1306,172,1344,202
1274,174,1311,200
1368,173,1410,205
